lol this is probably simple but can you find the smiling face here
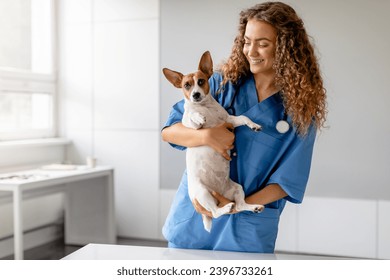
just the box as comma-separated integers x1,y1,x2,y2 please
243,19,277,78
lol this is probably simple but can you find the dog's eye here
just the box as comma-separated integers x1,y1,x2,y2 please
184,82,191,90
198,79,205,86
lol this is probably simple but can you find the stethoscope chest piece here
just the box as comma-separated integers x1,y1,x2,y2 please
276,120,290,134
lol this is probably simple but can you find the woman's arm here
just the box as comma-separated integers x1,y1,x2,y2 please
245,184,287,205
161,122,235,161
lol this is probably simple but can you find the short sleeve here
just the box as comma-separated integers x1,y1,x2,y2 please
267,125,317,204
209,72,223,99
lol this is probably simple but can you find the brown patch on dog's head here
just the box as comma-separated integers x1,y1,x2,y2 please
162,51,213,102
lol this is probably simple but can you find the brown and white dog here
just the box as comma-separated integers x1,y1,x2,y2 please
163,51,264,232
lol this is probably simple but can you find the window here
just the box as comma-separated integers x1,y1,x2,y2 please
0,0,56,141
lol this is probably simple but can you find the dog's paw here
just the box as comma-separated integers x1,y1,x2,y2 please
191,112,206,126
253,205,265,213
248,123,262,132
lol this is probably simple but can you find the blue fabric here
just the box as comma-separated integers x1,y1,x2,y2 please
162,72,316,253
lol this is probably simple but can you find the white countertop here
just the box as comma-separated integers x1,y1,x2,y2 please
62,243,347,260
0,165,113,190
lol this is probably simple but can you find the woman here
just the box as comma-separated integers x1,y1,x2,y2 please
161,1,327,253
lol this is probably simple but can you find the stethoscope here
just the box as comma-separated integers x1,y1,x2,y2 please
226,86,290,134
275,112,290,134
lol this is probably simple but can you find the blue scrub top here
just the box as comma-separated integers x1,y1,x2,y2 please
162,72,316,253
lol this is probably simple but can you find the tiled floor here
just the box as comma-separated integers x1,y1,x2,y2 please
0,238,168,260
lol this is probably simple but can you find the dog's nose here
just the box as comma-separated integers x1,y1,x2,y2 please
192,92,201,101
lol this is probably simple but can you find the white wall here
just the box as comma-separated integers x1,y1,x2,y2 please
298,0,390,200
58,0,160,239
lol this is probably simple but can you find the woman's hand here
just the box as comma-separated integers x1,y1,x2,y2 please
202,122,235,161
192,191,238,217
161,122,235,160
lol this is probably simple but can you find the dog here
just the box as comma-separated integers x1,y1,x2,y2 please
163,51,264,232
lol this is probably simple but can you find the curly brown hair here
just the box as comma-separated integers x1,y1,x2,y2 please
218,1,327,135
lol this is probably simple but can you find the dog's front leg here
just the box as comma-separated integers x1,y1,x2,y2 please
188,112,206,129
226,115,262,131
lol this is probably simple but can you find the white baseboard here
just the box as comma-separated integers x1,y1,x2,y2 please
0,224,63,259
378,200,390,259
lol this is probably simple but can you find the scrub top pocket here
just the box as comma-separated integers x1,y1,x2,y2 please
163,184,214,249
162,185,198,246
248,131,284,168
239,131,283,180
170,196,196,225
166,180,196,226
236,208,280,253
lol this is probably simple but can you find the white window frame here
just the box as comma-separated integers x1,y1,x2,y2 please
0,0,57,141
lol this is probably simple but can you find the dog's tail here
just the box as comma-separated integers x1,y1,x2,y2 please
202,215,212,233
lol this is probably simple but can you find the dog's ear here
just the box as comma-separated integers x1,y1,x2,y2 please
163,68,184,89
198,51,213,79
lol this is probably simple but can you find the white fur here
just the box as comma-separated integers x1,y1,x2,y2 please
183,92,264,232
